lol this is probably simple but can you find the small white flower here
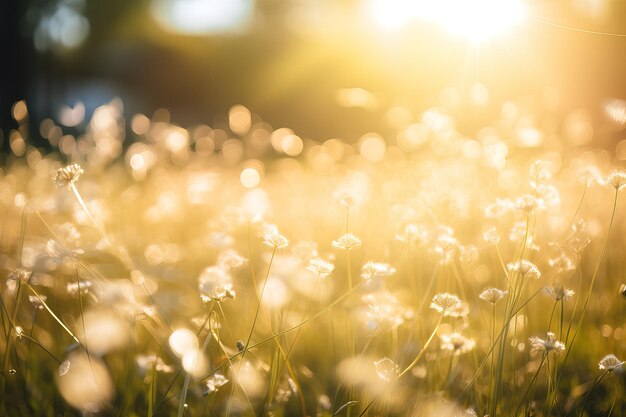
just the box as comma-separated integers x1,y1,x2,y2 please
360,261,396,281
598,354,624,372
14,326,24,339
262,225,289,249
459,245,479,265
543,284,575,301
548,253,576,273
529,160,554,184
577,166,604,187
7,268,32,283
198,266,235,302
479,287,508,304
430,293,462,316
306,257,335,278
483,227,501,245
605,171,626,191
54,163,84,188
528,332,565,354
507,260,541,280
515,194,546,212
206,373,229,392
331,233,362,250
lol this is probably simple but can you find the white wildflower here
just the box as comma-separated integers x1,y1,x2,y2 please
360,261,396,281
306,257,335,278
483,227,501,245
479,287,508,304
529,332,565,354
207,373,229,392
331,233,362,250
598,354,624,372
430,293,463,316
605,171,626,191
54,163,84,188
198,266,235,302
543,284,575,301
507,260,541,280
262,225,289,249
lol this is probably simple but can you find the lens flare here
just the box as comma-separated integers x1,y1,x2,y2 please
366,0,526,43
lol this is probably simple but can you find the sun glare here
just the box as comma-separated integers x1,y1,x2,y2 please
438,0,526,43
366,0,526,43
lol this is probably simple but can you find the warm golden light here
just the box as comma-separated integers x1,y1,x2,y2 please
366,0,526,43
436,0,526,43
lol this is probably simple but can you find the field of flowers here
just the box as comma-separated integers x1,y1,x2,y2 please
0,95,625,417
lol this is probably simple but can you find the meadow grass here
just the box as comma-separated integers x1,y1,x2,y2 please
0,98,625,417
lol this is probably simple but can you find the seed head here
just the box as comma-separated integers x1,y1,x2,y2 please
262,225,289,249
529,160,554,184
605,171,626,191
206,373,229,393
548,253,576,273
459,245,479,265
8,268,32,283
13,326,24,339
543,284,574,301
54,163,84,188
479,287,508,304
528,332,565,354
598,354,624,372
430,293,463,315
331,233,362,251
577,166,604,187
507,260,541,280
360,261,396,281
198,266,235,302
515,194,546,212
483,227,500,245
306,257,335,278
567,233,591,254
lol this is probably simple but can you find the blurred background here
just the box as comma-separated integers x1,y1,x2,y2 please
2,0,626,146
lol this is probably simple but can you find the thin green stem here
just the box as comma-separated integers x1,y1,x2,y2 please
177,374,190,417
555,188,619,412
358,313,443,417
161,281,365,407
515,353,547,416
242,246,276,358
397,313,444,379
